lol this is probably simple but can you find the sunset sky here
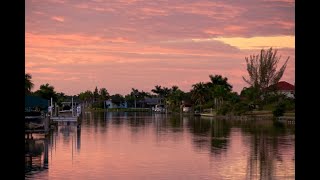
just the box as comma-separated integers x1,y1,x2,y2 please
26,0,295,96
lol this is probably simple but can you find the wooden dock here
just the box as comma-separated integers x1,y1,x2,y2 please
25,116,50,135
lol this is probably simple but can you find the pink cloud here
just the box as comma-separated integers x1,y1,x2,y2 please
140,7,169,16
51,16,65,22
26,0,294,95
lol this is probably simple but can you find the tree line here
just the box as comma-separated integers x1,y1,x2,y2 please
25,48,294,116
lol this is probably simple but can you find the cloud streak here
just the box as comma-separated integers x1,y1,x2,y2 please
51,16,65,22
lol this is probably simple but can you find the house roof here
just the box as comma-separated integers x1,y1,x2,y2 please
140,97,161,105
274,81,295,91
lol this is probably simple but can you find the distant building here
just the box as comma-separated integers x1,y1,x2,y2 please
105,99,127,108
180,101,193,112
269,81,295,98
139,97,162,108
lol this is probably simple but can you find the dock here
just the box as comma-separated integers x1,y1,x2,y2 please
49,97,82,123
25,116,50,136
51,116,78,122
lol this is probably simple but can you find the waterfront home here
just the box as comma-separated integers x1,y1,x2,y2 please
140,97,162,108
105,99,128,108
269,81,295,98
154,104,165,112
180,101,193,112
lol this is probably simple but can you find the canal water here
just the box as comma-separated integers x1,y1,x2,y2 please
25,112,295,179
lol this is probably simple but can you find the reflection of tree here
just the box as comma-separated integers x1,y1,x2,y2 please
210,119,231,155
94,112,100,133
187,118,212,151
111,113,125,126
187,117,232,155
243,121,294,179
127,113,153,135
246,132,274,179
25,137,49,175
188,118,211,136
168,114,183,132
128,112,148,134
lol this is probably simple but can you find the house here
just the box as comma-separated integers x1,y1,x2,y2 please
139,97,162,108
180,101,193,112
105,99,127,108
270,81,295,98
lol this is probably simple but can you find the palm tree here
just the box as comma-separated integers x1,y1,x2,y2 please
167,85,185,111
209,74,232,91
131,88,139,108
25,73,34,94
191,82,207,112
207,75,233,109
151,85,170,104
131,88,152,108
78,90,94,107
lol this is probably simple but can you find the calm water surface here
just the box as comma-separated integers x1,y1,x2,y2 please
25,112,295,179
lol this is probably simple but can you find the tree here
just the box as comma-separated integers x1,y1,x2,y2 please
78,90,93,107
242,48,289,93
206,74,233,109
25,73,34,94
209,75,232,92
151,85,170,104
56,92,66,106
131,88,139,108
99,88,109,101
191,82,208,112
110,94,125,106
167,85,185,112
240,86,260,103
130,88,151,108
93,86,99,102
34,83,57,101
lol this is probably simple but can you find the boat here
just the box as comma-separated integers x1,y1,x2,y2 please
153,104,166,113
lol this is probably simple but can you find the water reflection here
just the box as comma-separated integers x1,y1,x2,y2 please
25,112,294,179
241,120,295,179
25,135,49,178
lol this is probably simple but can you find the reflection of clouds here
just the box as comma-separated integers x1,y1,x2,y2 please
30,113,294,179
26,0,294,95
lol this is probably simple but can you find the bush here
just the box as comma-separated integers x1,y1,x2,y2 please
283,98,295,111
273,102,286,117
202,101,215,109
217,103,232,115
233,102,250,115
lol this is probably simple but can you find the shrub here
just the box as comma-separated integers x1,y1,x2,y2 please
233,102,250,115
273,102,286,117
217,103,232,115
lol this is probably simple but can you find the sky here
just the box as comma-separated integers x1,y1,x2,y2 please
26,0,295,96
